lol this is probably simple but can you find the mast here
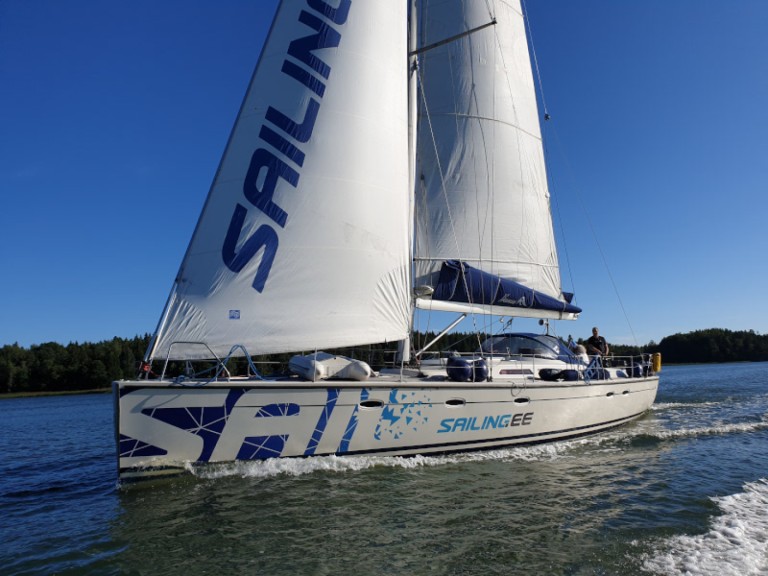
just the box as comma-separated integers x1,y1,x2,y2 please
397,0,420,365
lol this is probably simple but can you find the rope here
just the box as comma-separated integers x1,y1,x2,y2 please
416,58,480,340
522,0,638,346
548,126,640,347
521,0,549,119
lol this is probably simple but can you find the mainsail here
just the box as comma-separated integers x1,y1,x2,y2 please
413,0,579,318
150,1,411,360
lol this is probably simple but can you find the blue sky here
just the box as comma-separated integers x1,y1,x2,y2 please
1,0,766,349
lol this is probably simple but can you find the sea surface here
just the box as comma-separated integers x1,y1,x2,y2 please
2,362,768,575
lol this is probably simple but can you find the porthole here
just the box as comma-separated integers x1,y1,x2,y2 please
445,398,466,407
359,399,384,409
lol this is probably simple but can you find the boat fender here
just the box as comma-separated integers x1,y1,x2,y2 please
472,359,489,382
538,368,562,381
652,353,662,373
446,357,488,382
560,369,579,381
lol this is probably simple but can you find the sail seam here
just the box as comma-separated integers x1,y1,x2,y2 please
426,112,542,141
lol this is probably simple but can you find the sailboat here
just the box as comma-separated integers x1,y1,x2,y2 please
114,0,660,481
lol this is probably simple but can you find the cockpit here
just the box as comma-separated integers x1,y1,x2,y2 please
477,333,577,362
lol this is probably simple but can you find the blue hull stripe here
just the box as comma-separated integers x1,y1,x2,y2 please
304,388,340,456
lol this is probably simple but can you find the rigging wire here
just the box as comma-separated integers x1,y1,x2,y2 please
414,0,500,353
415,1,583,354
415,58,485,350
544,132,578,306
521,0,638,346
521,0,549,118
489,0,528,342
466,4,497,343
521,0,578,312
521,0,567,299
549,127,641,347
524,0,579,305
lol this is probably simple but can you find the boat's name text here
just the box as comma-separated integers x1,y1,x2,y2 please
438,412,534,433
221,0,352,292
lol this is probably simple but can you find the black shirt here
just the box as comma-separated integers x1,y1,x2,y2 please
587,335,607,355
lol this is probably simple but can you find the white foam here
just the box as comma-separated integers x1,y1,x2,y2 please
649,420,768,441
190,453,464,480
642,478,768,576
186,433,636,481
651,401,720,411
183,412,768,481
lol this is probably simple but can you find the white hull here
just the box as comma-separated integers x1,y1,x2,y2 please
115,374,659,481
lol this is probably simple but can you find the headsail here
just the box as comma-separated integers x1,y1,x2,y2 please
150,1,411,360
413,0,579,319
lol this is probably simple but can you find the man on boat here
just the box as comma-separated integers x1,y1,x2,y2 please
586,327,609,357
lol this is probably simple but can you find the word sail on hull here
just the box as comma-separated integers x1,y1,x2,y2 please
115,0,659,482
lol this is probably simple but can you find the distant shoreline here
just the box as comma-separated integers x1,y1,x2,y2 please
0,387,112,400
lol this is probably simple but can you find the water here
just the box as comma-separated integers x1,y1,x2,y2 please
2,363,768,575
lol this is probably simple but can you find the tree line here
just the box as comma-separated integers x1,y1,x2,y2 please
1,328,767,395
656,328,768,364
0,335,151,395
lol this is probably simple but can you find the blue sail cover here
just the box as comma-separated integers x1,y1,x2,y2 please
433,261,581,315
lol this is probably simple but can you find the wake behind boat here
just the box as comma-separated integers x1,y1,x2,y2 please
114,0,659,482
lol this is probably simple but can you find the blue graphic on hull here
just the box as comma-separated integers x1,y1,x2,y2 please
374,389,433,441
338,388,370,452
237,403,300,459
119,434,167,458
304,389,340,456
130,385,386,462
237,435,289,460
256,403,300,418
140,388,246,462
